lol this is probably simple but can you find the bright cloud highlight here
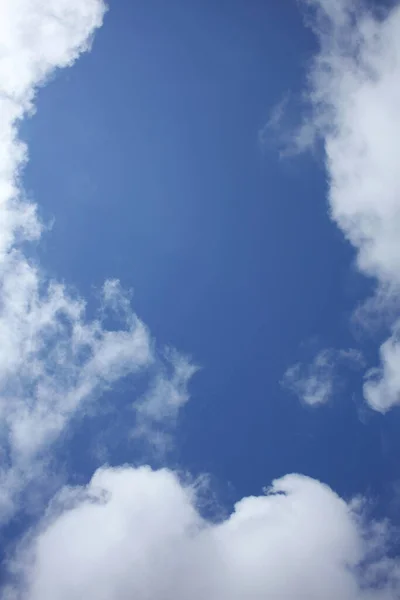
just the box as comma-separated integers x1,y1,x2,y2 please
4,466,399,600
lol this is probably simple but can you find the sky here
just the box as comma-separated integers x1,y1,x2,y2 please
2,0,400,598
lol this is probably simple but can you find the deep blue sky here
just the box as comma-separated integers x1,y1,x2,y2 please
20,0,400,518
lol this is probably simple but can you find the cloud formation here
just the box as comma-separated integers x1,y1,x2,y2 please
364,323,400,412
285,0,400,412
283,348,364,406
0,0,196,523
283,349,336,406
2,2,400,599
0,0,107,521
4,465,399,600
133,349,199,454
302,0,400,285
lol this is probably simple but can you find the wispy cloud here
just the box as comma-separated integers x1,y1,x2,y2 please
283,350,336,406
258,93,290,151
133,349,199,456
282,0,400,412
0,0,196,524
0,0,106,522
282,348,364,406
364,323,400,412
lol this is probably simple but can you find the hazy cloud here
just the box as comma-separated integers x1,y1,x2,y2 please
133,349,199,455
283,348,364,406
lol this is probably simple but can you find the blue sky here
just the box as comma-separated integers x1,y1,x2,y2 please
2,1,400,598
21,0,370,487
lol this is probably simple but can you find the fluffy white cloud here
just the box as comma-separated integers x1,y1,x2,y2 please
3,465,398,600
0,0,106,256
0,0,196,522
302,0,400,285
287,0,400,411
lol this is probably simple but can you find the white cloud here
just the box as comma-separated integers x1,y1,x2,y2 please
364,321,400,412
283,348,363,406
0,0,196,523
283,350,335,406
302,0,400,285
133,349,199,455
0,0,107,521
290,0,400,411
4,2,399,599
136,349,198,424
0,0,106,257
3,465,399,600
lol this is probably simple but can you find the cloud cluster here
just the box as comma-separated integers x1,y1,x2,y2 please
284,0,400,412
0,0,104,520
2,1,400,599
3,465,399,600
0,0,196,523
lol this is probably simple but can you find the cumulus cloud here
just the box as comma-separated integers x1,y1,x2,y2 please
283,348,364,406
2,465,398,600
285,0,400,411
0,0,196,523
301,0,400,285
